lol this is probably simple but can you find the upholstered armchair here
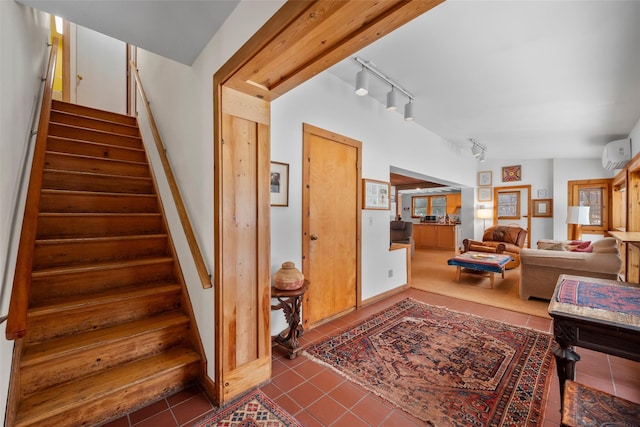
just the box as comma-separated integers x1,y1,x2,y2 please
462,225,528,269
390,221,415,256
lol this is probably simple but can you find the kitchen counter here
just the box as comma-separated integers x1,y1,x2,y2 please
414,223,458,251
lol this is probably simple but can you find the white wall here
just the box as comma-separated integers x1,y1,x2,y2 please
270,72,477,304
134,0,285,380
630,116,640,158
0,1,51,422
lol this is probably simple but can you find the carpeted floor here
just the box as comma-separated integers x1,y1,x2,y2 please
304,298,555,427
411,248,551,318
193,389,303,427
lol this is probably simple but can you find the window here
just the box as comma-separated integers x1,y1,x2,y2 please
497,191,520,219
431,196,447,217
412,196,427,217
568,179,611,233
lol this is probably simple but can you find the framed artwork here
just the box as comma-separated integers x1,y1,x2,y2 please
363,179,390,210
537,189,547,198
532,199,553,217
478,171,492,186
270,161,289,206
502,165,521,182
478,187,493,202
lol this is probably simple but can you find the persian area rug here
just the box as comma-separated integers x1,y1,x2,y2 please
304,298,554,426
193,389,302,427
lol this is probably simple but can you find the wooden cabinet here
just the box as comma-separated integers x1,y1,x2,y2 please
446,194,461,214
414,224,457,250
628,244,640,284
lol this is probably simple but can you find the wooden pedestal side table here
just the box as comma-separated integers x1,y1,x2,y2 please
270,280,310,359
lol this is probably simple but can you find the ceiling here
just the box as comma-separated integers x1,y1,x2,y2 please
19,0,640,162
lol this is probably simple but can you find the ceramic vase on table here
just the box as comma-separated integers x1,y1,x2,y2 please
273,261,304,290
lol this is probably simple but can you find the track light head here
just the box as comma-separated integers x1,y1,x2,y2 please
355,68,369,96
471,144,482,158
479,151,486,162
386,88,400,111
404,100,414,121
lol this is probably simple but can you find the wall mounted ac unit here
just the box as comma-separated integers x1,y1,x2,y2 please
602,138,631,170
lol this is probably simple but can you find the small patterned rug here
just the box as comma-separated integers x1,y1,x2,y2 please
192,389,302,427
304,298,554,426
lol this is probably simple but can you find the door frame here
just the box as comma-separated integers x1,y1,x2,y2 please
301,123,362,327
212,0,444,404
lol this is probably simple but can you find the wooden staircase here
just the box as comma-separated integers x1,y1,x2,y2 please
11,100,204,427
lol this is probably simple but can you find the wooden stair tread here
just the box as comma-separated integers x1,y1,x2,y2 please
40,188,157,199
31,256,173,277
21,311,189,366
14,347,200,426
50,109,139,134
28,281,180,313
48,121,140,140
43,168,153,182
47,135,145,153
51,100,136,125
35,233,167,245
46,150,149,167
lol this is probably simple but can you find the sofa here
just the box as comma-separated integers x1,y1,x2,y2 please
462,225,528,269
390,220,415,256
519,237,622,300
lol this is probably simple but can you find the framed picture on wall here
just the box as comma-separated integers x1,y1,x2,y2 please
502,165,522,182
363,179,390,210
478,171,492,186
270,161,289,206
478,187,493,202
532,199,553,217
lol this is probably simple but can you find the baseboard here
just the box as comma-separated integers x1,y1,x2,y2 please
361,284,409,308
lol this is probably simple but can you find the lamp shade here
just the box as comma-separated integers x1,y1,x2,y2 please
404,101,414,121
386,89,400,111
355,69,369,96
566,206,590,225
476,208,493,219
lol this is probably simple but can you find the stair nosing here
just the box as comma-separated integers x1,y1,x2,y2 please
35,234,168,245
43,168,154,182
50,109,139,131
40,188,158,198
45,150,149,168
31,256,174,277
21,311,189,366
28,282,181,315
47,136,145,154
39,212,162,218
15,348,200,425
49,121,141,141
51,100,136,124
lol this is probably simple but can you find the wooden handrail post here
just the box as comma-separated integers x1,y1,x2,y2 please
6,39,59,340
129,60,212,289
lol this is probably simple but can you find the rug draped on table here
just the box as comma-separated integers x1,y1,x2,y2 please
304,298,554,426
193,389,302,427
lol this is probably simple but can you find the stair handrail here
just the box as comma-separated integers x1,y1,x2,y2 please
129,61,212,289
6,39,59,340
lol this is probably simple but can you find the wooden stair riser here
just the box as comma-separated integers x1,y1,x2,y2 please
36,213,164,239
39,190,160,213
47,137,147,163
26,288,182,343
30,260,175,303
14,348,200,427
44,151,150,178
51,100,137,126
48,123,142,149
50,110,139,137
20,320,191,397
33,236,169,268
42,170,155,194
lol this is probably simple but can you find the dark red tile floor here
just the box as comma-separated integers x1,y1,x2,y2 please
101,288,640,426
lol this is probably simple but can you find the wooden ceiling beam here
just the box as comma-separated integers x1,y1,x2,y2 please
216,0,444,102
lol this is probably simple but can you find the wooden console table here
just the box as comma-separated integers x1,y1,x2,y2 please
548,274,640,405
270,280,310,359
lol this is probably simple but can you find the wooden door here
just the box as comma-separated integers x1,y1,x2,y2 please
214,86,271,402
302,124,361,327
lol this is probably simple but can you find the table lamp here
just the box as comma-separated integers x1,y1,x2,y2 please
566,206,590,240
476,206,493,231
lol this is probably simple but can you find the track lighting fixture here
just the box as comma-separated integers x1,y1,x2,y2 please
404,100,414,121
469,139,487,161
355,66,369,96
386,88,400,111
353,57,415,122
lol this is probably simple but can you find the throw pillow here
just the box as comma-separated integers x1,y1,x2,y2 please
538,241,563,250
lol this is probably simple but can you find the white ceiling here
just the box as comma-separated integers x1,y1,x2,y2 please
19,0,640,161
